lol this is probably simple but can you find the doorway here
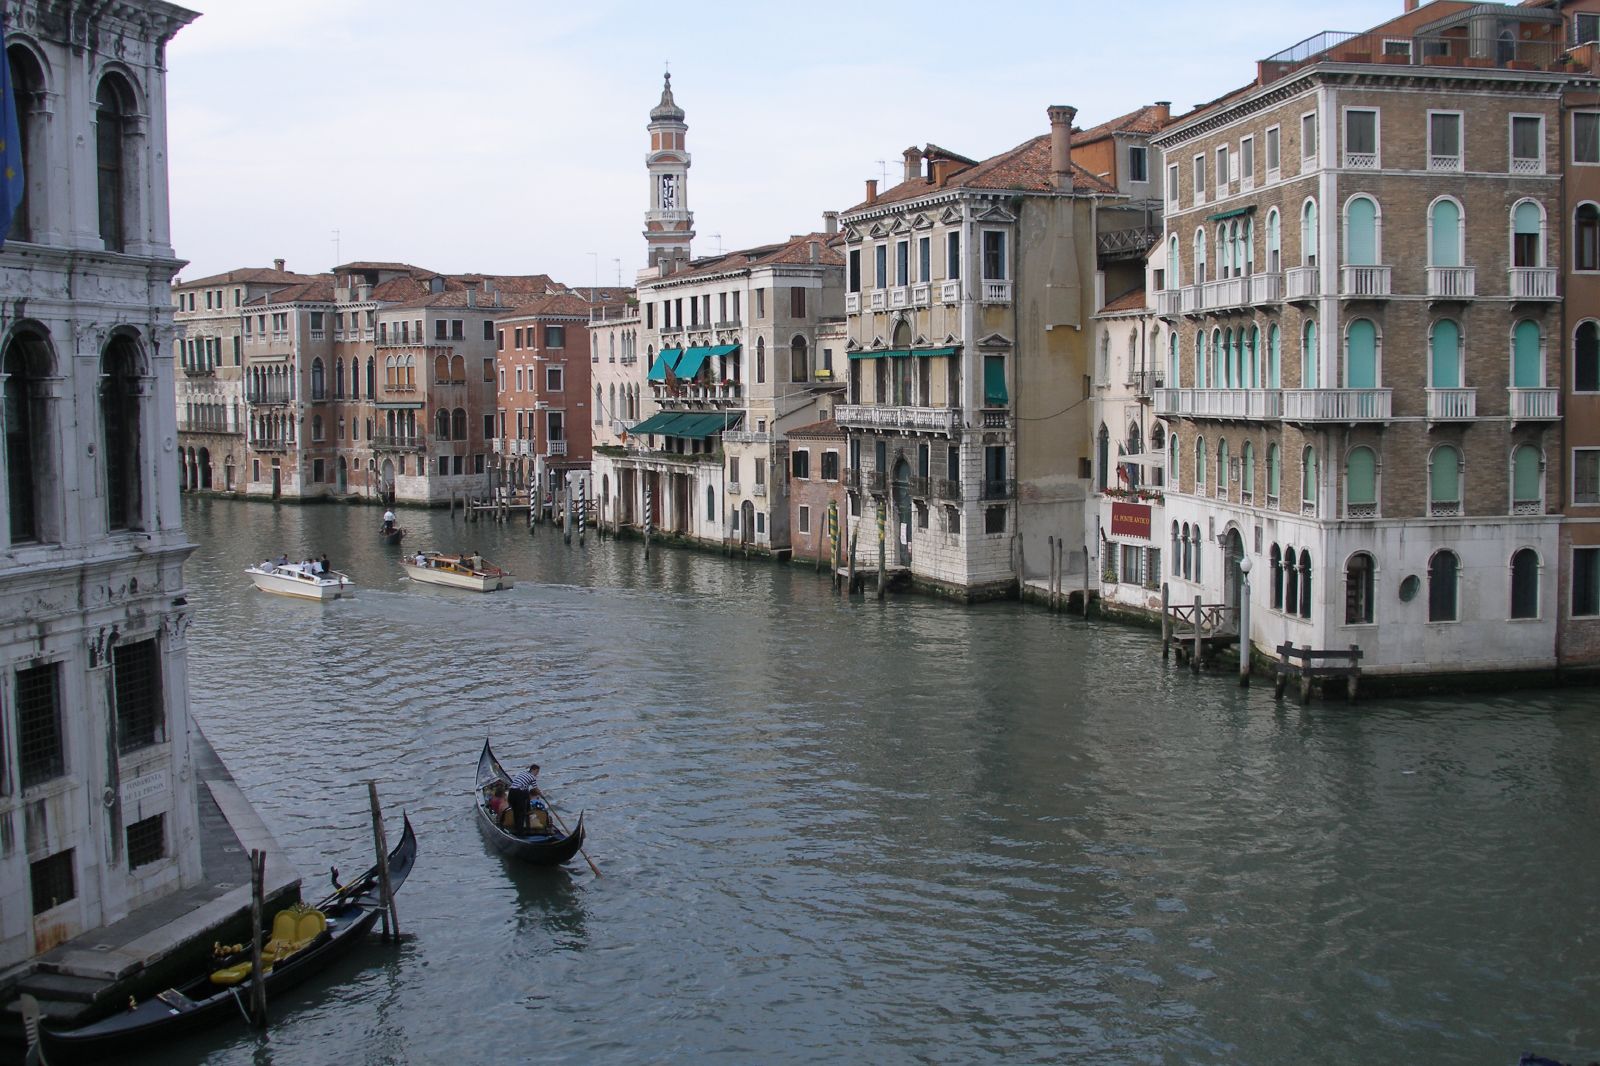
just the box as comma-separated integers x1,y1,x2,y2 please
891,457,912,566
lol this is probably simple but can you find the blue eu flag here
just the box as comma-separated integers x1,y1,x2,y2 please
0,12,25,247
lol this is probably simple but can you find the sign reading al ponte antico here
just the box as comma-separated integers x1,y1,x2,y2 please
1110,502,1151,540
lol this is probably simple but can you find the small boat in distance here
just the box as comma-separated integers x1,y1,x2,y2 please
475,740,585,866
380,525,406,545
38,815,417,1062
245,561,354,601
402,551,514,592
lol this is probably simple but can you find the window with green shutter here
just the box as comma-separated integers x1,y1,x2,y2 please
983,355,1007,406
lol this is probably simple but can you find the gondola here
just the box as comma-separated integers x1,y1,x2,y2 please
380,524,405,545
475,740,585,866
38,815,418,1062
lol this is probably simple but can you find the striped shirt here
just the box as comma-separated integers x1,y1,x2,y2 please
509,770,538,792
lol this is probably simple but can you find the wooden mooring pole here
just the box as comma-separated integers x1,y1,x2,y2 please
366,782,400,941
1191,594,1203,674
1160,582,1170,660
248,849,267,1028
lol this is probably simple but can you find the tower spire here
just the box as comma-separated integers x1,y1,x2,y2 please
643,69,693,272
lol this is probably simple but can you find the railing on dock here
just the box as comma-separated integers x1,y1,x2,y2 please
1160,587,1239,674
1272,643,1363,703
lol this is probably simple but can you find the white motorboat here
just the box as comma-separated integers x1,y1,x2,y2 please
245,562,355,601
401,551,514,592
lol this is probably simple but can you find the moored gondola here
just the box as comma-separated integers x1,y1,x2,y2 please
38,815,418,1062
380,524,405,545
475,740,585,866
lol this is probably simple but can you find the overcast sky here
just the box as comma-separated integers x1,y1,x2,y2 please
165,0,1409,289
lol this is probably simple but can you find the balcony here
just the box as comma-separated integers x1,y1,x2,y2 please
722,429,771,444
1284,266,1319,301
833,404,961,436
939,281,961,304
1509,267,1558,300
981,280,1012,305
1180,285,1201,314
1153,388,1282,420
889,286,910,309
1200,277,1249,312
908,283,929,307
1509,387,1558,421
1426,388,1476,421
1155,289,1183,317
1129,370,1164,399
981,478,1015,500
246,390,294,406
1340,265,1391,298
981,409,1011,429
547,440,568,456
867,471,886,493
1343,152,1378,170
936,478,961,501
845,293,861,313
371,434,427,451
1427,267,1476,300
909,475,930,497
1281,388,1391,422
843,468,861,490
1249,272,1283,305
752,483,767,497
183,365,216,378
248,436,289,452
727,482,741,494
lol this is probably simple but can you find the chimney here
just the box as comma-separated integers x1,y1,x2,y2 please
823,210,839,235
903,146,924,183
467,286,477,308
865,178,878,204
1154,100,1172,124
1047,106,1077,191
809,240,820,263
483,277,496,295
1404,0,1418,10
932,159,953,188
358,283,372,301
273,258,285,272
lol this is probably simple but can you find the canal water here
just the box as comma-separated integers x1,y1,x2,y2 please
146,496,1598,1065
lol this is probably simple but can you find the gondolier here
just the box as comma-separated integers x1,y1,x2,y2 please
508,763,540,832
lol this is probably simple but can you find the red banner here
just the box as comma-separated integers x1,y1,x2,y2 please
1110,502,1152,539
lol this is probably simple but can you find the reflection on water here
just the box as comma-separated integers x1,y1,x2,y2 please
157,497,1600,1065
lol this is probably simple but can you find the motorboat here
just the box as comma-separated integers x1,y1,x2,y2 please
245,562,354,601
401,551,514,592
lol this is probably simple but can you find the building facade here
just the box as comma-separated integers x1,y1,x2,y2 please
493,295,596,498
1153,1,1568,676
1,0,203,969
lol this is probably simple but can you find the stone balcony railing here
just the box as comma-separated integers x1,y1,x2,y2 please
1154,388,1282,420
1427,266,1476,299
1281,388,1391,422
1509,267,1558,300
1425,387,1476,421
981,279,1012,305
1155,289,1183,317
1284,266,1319,301
1509,387,1559,420
371,434,428,451
1250,272,1283,305
547,440,568,456
1340,264,1392,299
834,404,961,436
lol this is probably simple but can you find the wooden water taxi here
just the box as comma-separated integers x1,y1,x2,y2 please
245,562,354,600
401,551,514,592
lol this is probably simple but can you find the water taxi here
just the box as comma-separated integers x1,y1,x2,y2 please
245,562,355,601
402,551,514,592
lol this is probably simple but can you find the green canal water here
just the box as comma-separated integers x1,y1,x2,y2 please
140,496,1600,1064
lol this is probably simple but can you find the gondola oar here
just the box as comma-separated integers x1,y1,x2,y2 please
545,804,601,877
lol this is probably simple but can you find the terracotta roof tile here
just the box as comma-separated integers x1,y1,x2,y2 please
1098,287,1148,314
177,266,320,288
653,231,844,284
842,133,1116,214
786,418,843,439
1073,104,1173,145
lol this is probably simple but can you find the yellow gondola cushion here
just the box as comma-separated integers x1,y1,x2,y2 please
209,905,327,985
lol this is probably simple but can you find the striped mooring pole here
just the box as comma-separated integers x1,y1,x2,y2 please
644,482,653,559
577,477,587,544
828,501,839,591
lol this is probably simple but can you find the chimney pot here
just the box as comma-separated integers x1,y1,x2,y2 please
1404,0,1418,10
273,258,285,272
1047,105,1078,191
823,210,839,235
1154,101,1172,124
903,146,924,183
866,178,878,204
809,240,820,263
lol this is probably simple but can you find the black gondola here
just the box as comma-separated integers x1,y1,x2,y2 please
38,814,418,1062
380,525,405,545
475,740,585,866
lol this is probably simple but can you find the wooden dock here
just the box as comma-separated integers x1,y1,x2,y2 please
1161,590,1239,673
1273,643,1363,703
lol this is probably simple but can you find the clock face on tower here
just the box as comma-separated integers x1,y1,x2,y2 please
659,174,678,210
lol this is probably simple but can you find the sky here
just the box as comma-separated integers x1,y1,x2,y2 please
165,0,1411,290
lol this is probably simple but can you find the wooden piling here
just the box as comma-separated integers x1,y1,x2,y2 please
248,849,267,1028
1082,544,1091,618
1191,594,1203,673
1238,582,1252,687
1160,582,1170,660
366,782,400,940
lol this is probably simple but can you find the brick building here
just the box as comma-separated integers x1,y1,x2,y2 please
493,294,599,499
786,419,849,567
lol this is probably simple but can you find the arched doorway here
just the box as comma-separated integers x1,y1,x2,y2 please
198,447,212,489
891,457,912,566
740,500,755,546
1223,527,1245,629
337,456,348,493
380,458,396,500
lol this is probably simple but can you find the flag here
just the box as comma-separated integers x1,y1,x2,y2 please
0,12,23,247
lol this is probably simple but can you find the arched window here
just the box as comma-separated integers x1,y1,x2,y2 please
1299,549,1313,619
452,408,467,440
311,358,325,400
101,336,143,531
1576,321,1599,393
756,337,766,384
4,329,52,543
1210,327,1222,387
1266,208,1281,272
96,76,133,253
1510,548,1540,620
706,484,715,521
434,353,450,383
1429,445,1462,516
1576,203,1599,272
1429,319,1462,389
365,358,374,397
1181,523,1192,579
1345,195,1378,266
594,385,603,423
351,358,361,399
1301,446,1317,507
1247,326,1260,388
791,336,809,382
1346,318,1378,388
1346,446,1377,517
1268,324,1281,388
1270,544,1284,609
1222,328,1234,387
1195,436,1207,491
1169,333,1180,388
1428,197,1463,268
1168,431,1179,484
1302,319,1318,388
1194,229,1207,283
312,414,323,441
1194,330,1207,388
1242,441,1255,501
1172,521,1182,576
435,408,450,439
5,45,43,243
1429,550,1460,622
1096,423,1110,492
1345,552,1375,624
450,355,465,380
1512,320,1543,388
1267,443,1281,504
1511,444,1542,513
403,355,416,388
1302,199,1318,266
1216,438,1229,497
1152,424,1167,488
1217,223,1230,278
334,358,345,398
1167,235,1180,287
1284,543,1299,615
1512,200,1545,268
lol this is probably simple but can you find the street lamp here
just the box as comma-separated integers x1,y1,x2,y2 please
1237,552,1252,687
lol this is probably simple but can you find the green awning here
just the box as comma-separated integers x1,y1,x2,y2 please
626,411,683,435
884,349,916,358
675,347,713,379
848,345,958,360
647,348,684,382
704,343,740,358
671,412,744,439
1206,205,1256,222
917,346,957,358
849,349,887,360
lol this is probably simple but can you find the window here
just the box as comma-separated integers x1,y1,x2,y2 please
311,415,324,442
546,366,563,392
1428,112,1462,171
982,231,1006,279
1575,113,1600,165
1579,12,1600,45
1301,112,1318,161
1195,436,1207,490
1166,163,1179,207
1302,446,1317,506
791,337,808,382
1128,145,1148,183
984,506,1006,534
874,245,887,288
1511,116,1543,174
1345,195,1378,267
1576,322,1600,392
946,231,960,280
756,337,766,383
1265,126,1281,177
917,237,931,283
1574,547,1600,616
96,77,132,251
1346,446,1377,517
1509,445,1540,514
435,319,448,340
1298,549,1313,620
1193,154,1206,204
114,639,163,753
1429,550,1460,622
1270,545,1284,608
1345,553,1375,624
1430,445,1463,515
1344,108,1377,167
16,661,64,788
1574,449,1600,504
792,450,810,479
1430,319,1462,389
31,849,75,914
821,452,840,481
1513,201,1545,268
1577,204,1600,271
127,813,166,869
311,358,325,400
983,355,1007,406
1302,199,1318,266
791,286,807,317
4,331,50,544
1239,137,1254,186
1302,319,1319,389
848,249,861,293
1512,321,1543,389
101,338,144,532
728,456,740,486
1430,198,1462,268
1509,549,1540,620
799,505,811,535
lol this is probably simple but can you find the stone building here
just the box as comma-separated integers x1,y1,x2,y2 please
835,111,1114,599
1,0,202,969
1152,1,1568,676
492,293,598,499
786,418,849,567
172,261,314,493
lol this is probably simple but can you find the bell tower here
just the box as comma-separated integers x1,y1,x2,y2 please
644,70,694,271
